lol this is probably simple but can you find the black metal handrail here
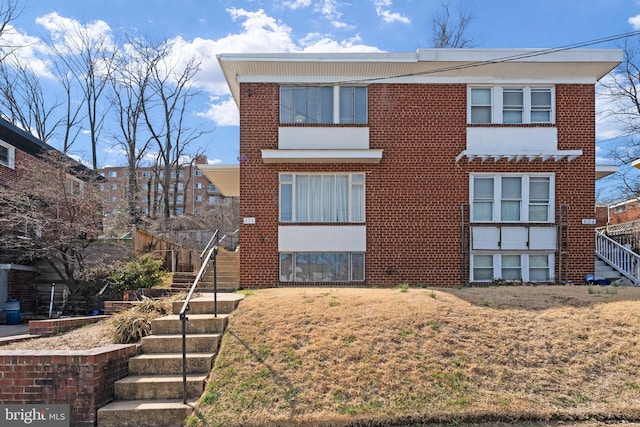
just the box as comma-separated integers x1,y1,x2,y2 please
179,229,220,404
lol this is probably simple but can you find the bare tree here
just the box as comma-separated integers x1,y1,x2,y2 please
108,38,155,227
600,38,640,198
430,1,475,48
46,19,118,169
0,59,61,142
138,38,209,221
0,0,22,61
0,151,104,292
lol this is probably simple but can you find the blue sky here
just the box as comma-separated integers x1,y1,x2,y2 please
5,0,640,200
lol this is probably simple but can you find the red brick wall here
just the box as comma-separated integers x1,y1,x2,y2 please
0,345,138,427
608,201,640,225
239,82,597,287
0,148,45,185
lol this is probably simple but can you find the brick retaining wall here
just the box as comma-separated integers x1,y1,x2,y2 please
28,316,109,336
0,344,139,427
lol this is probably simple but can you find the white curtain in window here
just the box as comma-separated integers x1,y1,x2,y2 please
309,175,323,221
296,175,309,222
322,175,335,221
336,175,349,222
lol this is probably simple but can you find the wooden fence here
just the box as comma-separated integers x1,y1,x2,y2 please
134,227,200,272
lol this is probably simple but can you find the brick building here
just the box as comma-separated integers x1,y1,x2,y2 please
0,117,104,314
98,157,233,220
218,48,621,288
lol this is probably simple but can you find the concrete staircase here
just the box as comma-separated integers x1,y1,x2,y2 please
594,256,634,285
97,292,244,427
171,249,240,293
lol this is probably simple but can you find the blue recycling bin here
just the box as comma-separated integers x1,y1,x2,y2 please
5,299,20,325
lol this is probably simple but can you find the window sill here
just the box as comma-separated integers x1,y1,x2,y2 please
262,149,383,164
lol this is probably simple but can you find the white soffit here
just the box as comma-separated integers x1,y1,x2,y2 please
218,49,622,106
596,164,618,180
456,150,583,163
261,149,383,164
197,164,239,197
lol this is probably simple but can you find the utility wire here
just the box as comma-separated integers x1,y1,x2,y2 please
339,29,640,84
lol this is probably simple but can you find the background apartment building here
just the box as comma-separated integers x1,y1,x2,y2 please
98,156,236,231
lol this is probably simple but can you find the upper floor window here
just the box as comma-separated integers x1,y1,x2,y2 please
141,171,150,178
195,182,203,190
280,173,365,223
67,178,83,195
468,86,554,124
0,141,14,169
471,174,554,223
108,170,117,177
195,169,203,176
279,85,367,124
613,204,627,214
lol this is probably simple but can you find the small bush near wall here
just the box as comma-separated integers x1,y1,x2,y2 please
0,344,139,427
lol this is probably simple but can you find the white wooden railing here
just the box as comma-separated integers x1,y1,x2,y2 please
594,229,640,285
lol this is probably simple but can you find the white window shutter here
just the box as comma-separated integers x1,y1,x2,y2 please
472,227,500,250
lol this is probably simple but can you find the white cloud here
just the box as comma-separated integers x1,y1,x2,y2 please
197,96,240,127
165,8,380,128
35,12,114,53
0,25,53,78
299,33,381,52
207,158,222,165
282,0,312,10
629,14,640,30
374,0,410,24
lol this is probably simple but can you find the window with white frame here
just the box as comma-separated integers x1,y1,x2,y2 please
613,204,627,214
280,173,365,223
195,182,203,189
280,85,367,124
0,141,14,169
279,252,365,282
195,195,202,202
471,174,553,223
141,171,150,178
472,253,553,282
468,86,554,124
108,170,117,177
195,169,203,176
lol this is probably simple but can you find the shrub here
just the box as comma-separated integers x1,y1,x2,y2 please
109,254,165,293
109,296,174,344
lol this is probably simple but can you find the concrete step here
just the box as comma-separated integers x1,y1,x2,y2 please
128,353,215,375
141,333,221,354
172,293,243,315
97,399,197,427
114,374,207,400
151,314,228,335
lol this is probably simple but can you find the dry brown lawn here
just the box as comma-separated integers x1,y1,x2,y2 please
186,285,640,427
0,319,115,350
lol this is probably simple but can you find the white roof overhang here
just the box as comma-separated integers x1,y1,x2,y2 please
218,48,622,106
596,164,618,180
197,164,239,197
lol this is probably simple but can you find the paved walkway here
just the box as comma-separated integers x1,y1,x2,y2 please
0,323,29,338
